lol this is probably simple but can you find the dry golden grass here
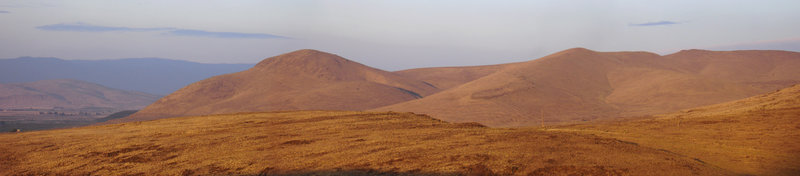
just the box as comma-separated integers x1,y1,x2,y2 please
0,111,730,175
553,85,800,176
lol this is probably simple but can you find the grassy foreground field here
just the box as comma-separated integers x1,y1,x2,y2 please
0,111,729,175
553,85,800,176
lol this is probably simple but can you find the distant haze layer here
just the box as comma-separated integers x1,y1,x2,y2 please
0,79,159,110
0,57,252,95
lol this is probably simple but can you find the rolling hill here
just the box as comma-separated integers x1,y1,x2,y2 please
393,63,510,90
553,84,800,176
376,48,800,127
120,49,438,122
0,57,252,95
0,79,159,110
0,111,731,175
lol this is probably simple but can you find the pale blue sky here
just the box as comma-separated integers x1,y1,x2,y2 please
1,0,799,70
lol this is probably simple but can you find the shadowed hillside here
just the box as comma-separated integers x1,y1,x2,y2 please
0,79,159,110
95,110,138,122
377,48,800,127
554,84,800,176
120,50,438,122
0,111,731,175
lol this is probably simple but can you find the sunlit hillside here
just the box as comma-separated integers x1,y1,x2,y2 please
553,84,800,176
0,111,729,175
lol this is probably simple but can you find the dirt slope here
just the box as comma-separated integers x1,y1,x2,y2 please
376,48,800,127
0,79,159,109
0,111,731,175
554,84,800,176
121,49,438,122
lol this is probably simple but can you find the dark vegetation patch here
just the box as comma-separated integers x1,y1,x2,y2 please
421,81,437,89
452,122,487,128
395,87,423,99
0,120,95,132
616,139,639,146
282,140,314,145
192,165,631,176
254,170,450,176
79,144,182,164
0,146,19,172
528,165,628,176
95,110,138,122
693,158,706,164
464,164,497,176
272,114,373,125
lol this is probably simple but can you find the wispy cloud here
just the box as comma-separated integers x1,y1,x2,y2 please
0,10,9,13
629,21,679,27
37,23,172,32
36,22,288,39
0,2,60,8
166,29,288,39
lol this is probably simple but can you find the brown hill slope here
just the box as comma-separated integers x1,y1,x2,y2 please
554,84,800,176
0,111,731,175
394,63,510,90
376,48,800,127
0,79,159,110
121,50,438,122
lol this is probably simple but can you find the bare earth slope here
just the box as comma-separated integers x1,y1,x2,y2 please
0,79,160,109
376,48,800,127
122,50,438,122
554,84,800,176
0,111,731,175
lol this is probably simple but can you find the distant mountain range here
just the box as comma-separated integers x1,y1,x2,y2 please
0,57,253,95
0,79,159,110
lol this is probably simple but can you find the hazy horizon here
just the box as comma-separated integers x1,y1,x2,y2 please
1,0,799,70
2,2,800,175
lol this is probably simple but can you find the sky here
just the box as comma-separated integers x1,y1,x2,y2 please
1,0,799,71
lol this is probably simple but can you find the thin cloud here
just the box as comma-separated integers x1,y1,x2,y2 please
36,23,172,32
166,29,288,39
0,1,60,8
0,10,9,13
36,22,288,39
629,21,679,27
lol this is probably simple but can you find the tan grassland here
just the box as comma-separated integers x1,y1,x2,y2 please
553,84,800,176
0,111,729,175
